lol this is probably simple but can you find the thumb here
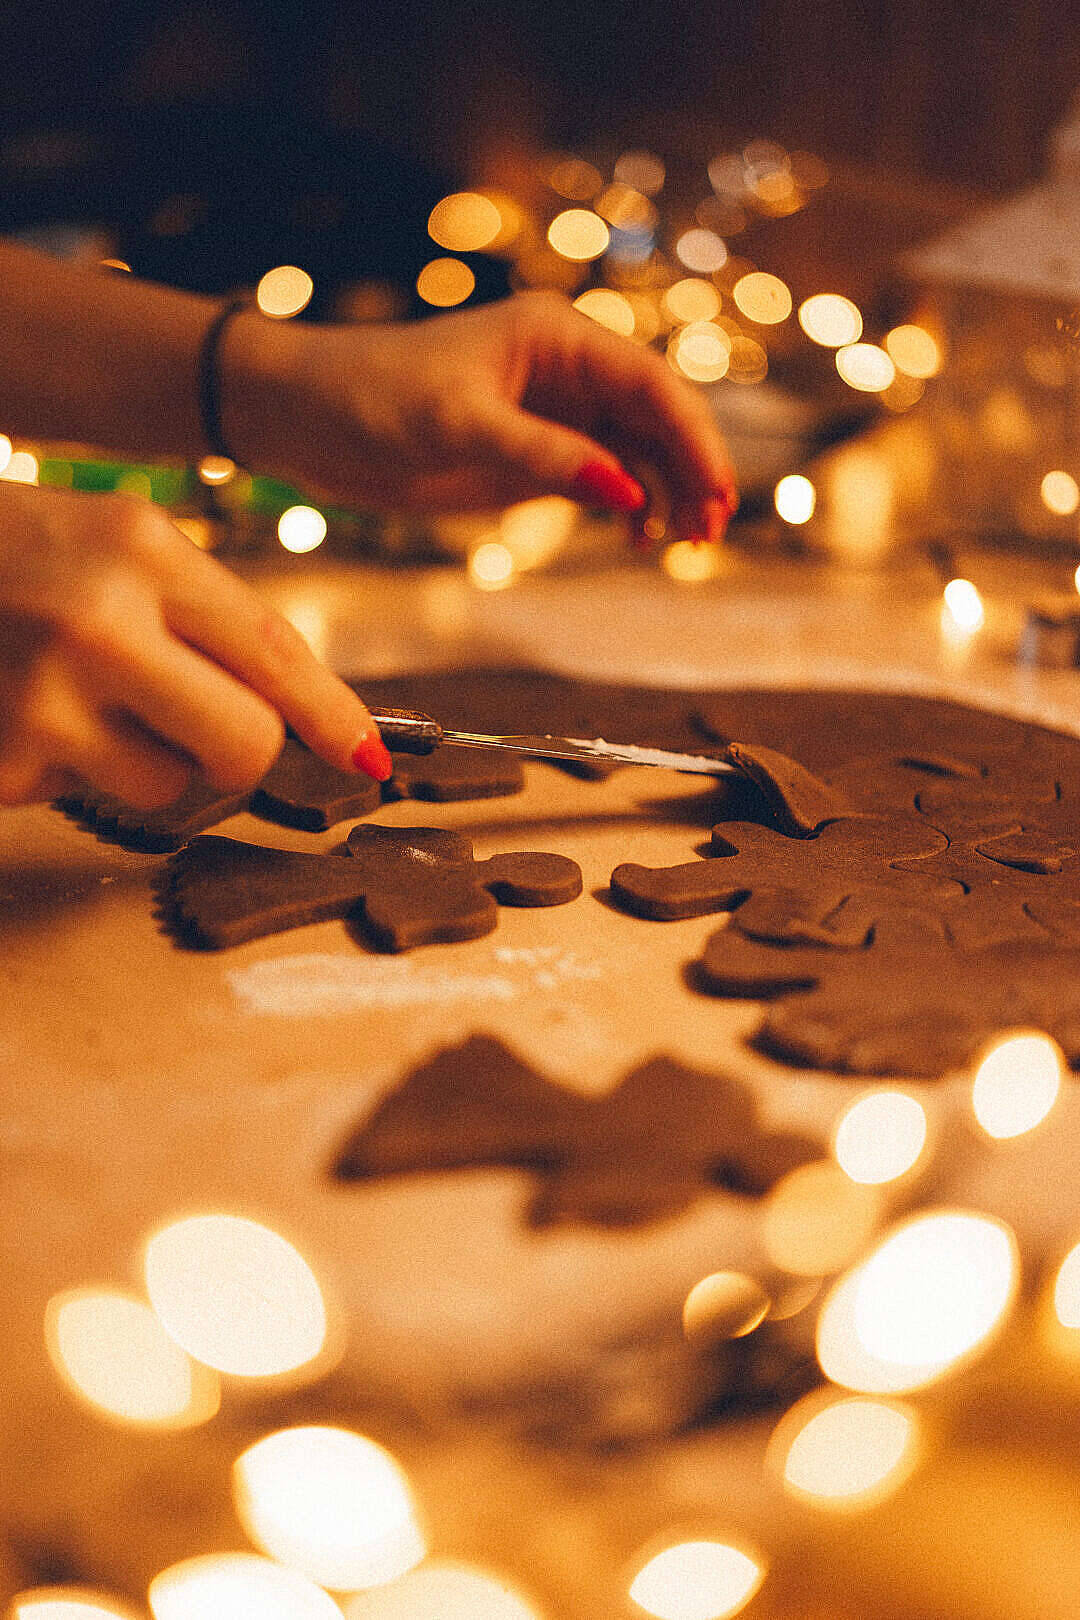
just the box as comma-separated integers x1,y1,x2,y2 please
465,399,647,511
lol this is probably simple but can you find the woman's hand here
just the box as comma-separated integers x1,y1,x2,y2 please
0,483,392,809
224,290,737,542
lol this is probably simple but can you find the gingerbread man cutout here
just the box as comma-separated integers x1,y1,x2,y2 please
161,825,581,950
611,815,956,945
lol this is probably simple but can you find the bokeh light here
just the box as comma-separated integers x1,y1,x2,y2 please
99,258,132,273
234,1426,424,1591
1040,469,1080,516
115,470,153,501
835,343,895,392
547,156,603,200
613,150,666,195
833,1091,927,1184
675,230,728,274
8,1589,143,1619
763,1160,880,1275
774,474,816,524
2,450,39,484
0,434,11,474
667,322,732,383
44,1288,220,1428
724,334,768,384
753,168,802,215
278,505,328,554
469,540,516,590
884,324,942,378
595,183,657,232
732,272,791,324
416,258,475,307
971,1031,1063,1139
148,1555,341,1620
817,1210,1018,1392
881,372,926,413
682,1272,770,1346
628,1541,765,1620
789,150,830,189
772,1390,921,1510
662,540,724,582
942,577,985,632
499,496,578,569
197,456,236,486
427,192,502,253
342,1562,540,1619
144,1214,327,1377
797,294,862,347
256,266,314,319
572,288,636,336
664,279,721,323
547,210,609,261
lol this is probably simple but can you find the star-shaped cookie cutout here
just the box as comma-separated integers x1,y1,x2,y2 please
611,815,957,945
697,909,1080,1077
160,825,581,950
333,1034,819,1226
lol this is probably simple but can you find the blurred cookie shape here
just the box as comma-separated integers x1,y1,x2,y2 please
160,825,581,950
611,815,955,944
699,909,1080,1077
334,1034,818,1226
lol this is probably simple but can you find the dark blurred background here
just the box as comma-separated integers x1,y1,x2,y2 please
3,0,1079,313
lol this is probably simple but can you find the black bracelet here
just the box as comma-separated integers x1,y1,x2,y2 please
197,296,250,463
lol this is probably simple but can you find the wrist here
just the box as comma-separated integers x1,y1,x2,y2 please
216,307,309,481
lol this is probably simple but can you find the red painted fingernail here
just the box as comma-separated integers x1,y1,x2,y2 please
352,731,394,782
572,460,647,512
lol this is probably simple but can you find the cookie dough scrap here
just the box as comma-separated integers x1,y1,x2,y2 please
334,1033,819,1226
53,776,252,854
250,738,384,830
611,815,957,945
160,825,581,950
382,743,524,801
699,910,1080,1078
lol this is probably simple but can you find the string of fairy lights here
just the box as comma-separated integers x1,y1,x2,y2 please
11,1028,1080,1619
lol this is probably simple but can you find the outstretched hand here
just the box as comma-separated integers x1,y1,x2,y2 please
0,483,392,809
224,290,737,542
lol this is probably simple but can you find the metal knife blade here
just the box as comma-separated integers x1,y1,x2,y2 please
370,709,733,776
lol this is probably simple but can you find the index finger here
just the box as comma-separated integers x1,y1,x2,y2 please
162,539,392,781
544,310,736,512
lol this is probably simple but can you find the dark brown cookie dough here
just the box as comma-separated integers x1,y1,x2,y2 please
55,731,527,850
54,778,251,853
382,743,524,801
699,910,1080,1077
612,815,955,941
334,1034,819,1226
251,738,383,830
721,742,851,836
161,826,581,950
